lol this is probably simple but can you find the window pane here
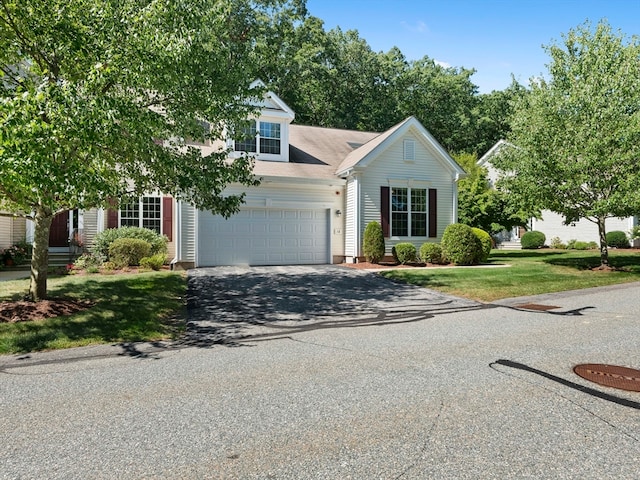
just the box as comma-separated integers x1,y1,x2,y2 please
392,212,408,237
260,138,281,154
234,121,257,152
412,189,427,212
392,188,408,212
411,213,427,236
142,197,161,234
120,202,139,227
259,122,280,139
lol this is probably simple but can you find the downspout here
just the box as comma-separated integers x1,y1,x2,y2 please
453,173,460,223
171,199,182,267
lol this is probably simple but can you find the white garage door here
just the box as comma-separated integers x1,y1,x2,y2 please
198,208,329,266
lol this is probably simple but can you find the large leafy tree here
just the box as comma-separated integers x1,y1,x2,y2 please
455,152,531,234
493,21,640,267
0,0,303,300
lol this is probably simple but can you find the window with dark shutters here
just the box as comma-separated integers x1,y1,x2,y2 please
428,188,437,237
380,186,390,238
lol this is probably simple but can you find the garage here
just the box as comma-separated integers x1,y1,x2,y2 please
197,208,329,266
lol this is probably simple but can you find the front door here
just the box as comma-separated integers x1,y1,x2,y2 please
49,211,70,247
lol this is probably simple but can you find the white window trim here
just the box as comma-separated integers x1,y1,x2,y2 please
119,196,163,235
390,186,428,238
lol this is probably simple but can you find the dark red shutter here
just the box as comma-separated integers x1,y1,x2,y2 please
428,188,437,238
380,186,390,238
162,197,173,241
107,197,118,229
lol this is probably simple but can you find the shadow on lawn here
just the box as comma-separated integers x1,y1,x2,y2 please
543,251,640,272
4,274,185,354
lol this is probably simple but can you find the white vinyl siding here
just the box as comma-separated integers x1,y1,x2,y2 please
358,132,456,254
532,211,635,245
345,177,358,258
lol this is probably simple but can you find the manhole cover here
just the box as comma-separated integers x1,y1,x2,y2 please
514,303,560,311
574,364,640,392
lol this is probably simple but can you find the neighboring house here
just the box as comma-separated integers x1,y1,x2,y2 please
4,83,466,266
0,215,26,250
479,140,638,247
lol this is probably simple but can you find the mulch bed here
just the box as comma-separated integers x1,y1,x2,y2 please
0,299,94,323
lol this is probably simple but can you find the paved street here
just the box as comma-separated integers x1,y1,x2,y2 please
1,266,639,479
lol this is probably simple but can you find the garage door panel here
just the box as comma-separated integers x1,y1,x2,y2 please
198,208,328,266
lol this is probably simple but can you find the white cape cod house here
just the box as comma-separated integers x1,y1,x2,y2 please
4,84,466,266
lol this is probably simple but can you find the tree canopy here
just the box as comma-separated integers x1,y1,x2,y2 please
0,0,304,299
492,21,640,266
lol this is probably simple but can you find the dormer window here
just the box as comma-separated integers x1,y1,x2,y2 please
234,121,281,155
259,122,281,154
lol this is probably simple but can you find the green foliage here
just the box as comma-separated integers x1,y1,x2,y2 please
493,21,640,267
420,243,444,265
392,243,417,265
1,242,30,265
140,254,167,271
108,238,151,267
73,253,105,270
471,227,492,262
0,0,302,299
93,227,168,260
573,241,590,250
441,223,482,265
606,230,629,248
362,221,385,263
549,237,566,249
454,151,531,235
521,231,546,249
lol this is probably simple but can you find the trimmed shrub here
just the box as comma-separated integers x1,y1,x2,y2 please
362,221,385,263
587,241,598,250
140,253,166,271
441,223,482,265
573,241,589,250
549,236,566,249
108,238,151,267
606,230,629,248
73,253,105,270
420,243,444,264
520,231,546,249
93,226,168,260
392,242,417,264
471,227,492,263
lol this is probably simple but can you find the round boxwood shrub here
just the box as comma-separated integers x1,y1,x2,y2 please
441,223,482,265
362,221,385,263
520,231,546,249
108,238,151,267
420,243,444,264
471,227,492,263
606,230,629,248
392,242,417,264
93,226,168,260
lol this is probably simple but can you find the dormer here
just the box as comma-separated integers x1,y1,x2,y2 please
228,80,295,162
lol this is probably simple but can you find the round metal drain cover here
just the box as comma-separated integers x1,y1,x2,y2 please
574,364,640,392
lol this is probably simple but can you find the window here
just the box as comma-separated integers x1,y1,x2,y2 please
233,120,281,155
120,197,161,234
259,121,281,154
391,187,427,237
234,121,257,153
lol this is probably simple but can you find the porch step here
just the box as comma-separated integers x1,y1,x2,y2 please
497,241,522,250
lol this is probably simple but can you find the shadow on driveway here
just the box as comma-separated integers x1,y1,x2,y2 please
181,265,484,347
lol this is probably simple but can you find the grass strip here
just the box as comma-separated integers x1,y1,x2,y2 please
0,271,186,354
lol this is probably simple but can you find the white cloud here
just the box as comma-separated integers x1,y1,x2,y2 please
401,20,428,33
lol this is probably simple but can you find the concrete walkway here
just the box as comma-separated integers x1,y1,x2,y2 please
0,267,638,479
0,269,29,281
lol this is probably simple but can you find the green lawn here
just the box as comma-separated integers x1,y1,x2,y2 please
380,249,640,302
0,271,186,354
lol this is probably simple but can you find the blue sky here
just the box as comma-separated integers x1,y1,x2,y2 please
304,0,640,93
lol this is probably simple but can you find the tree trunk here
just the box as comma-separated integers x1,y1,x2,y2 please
29,208,53,301
597,216,610,268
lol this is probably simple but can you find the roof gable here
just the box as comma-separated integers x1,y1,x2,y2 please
249,79,295,121
335,116,466,178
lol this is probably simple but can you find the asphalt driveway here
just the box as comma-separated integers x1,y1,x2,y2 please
184,265,481,346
